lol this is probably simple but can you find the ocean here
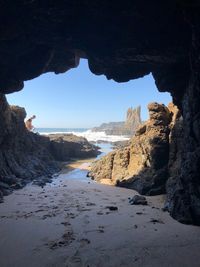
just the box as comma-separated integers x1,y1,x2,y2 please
36,128,129,143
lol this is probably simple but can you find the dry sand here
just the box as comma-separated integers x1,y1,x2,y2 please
0,162,200,267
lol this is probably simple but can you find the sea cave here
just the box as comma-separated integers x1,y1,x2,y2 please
0,1,200,266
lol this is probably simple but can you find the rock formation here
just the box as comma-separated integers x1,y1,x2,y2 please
48,134,99,161
88,103,173,194
0,1,200,224
124,106,142,133
89,102,184,207
92,106,141,136
0,95,99,199
0,94,58,198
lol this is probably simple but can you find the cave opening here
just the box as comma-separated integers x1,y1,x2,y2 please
7,59,172,130
1,1,200,265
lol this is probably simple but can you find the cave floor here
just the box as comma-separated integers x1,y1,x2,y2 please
0,165,200,267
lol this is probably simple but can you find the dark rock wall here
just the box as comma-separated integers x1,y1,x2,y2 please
0,95,99,197
0,1,199,224
167,13,200,224
0,94,58,196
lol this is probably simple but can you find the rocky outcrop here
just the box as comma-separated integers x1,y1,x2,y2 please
0,95,99,199
0,94,58,197
89,102,181,196
92,106,141,136
48,134,100,161
0,2,200,224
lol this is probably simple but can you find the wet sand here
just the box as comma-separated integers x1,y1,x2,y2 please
0,163,200,267
62,158,94,173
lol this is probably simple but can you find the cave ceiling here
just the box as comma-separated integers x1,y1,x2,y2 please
0,0,195,105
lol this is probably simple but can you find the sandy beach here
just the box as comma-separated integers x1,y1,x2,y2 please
0,162,200,267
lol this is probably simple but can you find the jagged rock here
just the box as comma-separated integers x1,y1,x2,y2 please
167,103,183,180
88,151,116,182
48,134,100,160
135,124,146,136
0,94,58,197
92,106,141,136
89,102,173,195
0,95,99,197
112,140,130,149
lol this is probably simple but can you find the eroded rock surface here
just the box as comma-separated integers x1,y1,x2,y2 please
0,95,99,199
89,103,173,195
0,94,58,197
48,134,100,161
89,103,185,201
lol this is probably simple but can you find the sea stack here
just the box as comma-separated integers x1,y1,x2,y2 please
92,106,142,136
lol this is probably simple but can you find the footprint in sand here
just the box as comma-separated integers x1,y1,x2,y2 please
150,218,164,224
97,211,104,215
46,231,75,250
61,221,71,226
86,202,96,206
136,212,144,215
65,251,83,267
79,238,91,247
34,209,44,213
67,212,77,219
41,213,56,220
78,207,91,212
93,189,102,192
105,206,118,211
83,215,90,224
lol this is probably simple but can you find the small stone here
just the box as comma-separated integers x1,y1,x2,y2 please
106,206,118,211
150,218,164,224
129,195,148,205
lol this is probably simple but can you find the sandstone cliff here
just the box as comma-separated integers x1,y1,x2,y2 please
89,102,182,196
0,94,99,199
92,106,141,136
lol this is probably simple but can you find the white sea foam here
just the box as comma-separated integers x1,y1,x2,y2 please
40,129,130,142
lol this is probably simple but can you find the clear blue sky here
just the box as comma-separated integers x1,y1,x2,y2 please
7,59,171,128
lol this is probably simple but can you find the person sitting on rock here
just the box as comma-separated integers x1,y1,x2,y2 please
25,115,36,131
